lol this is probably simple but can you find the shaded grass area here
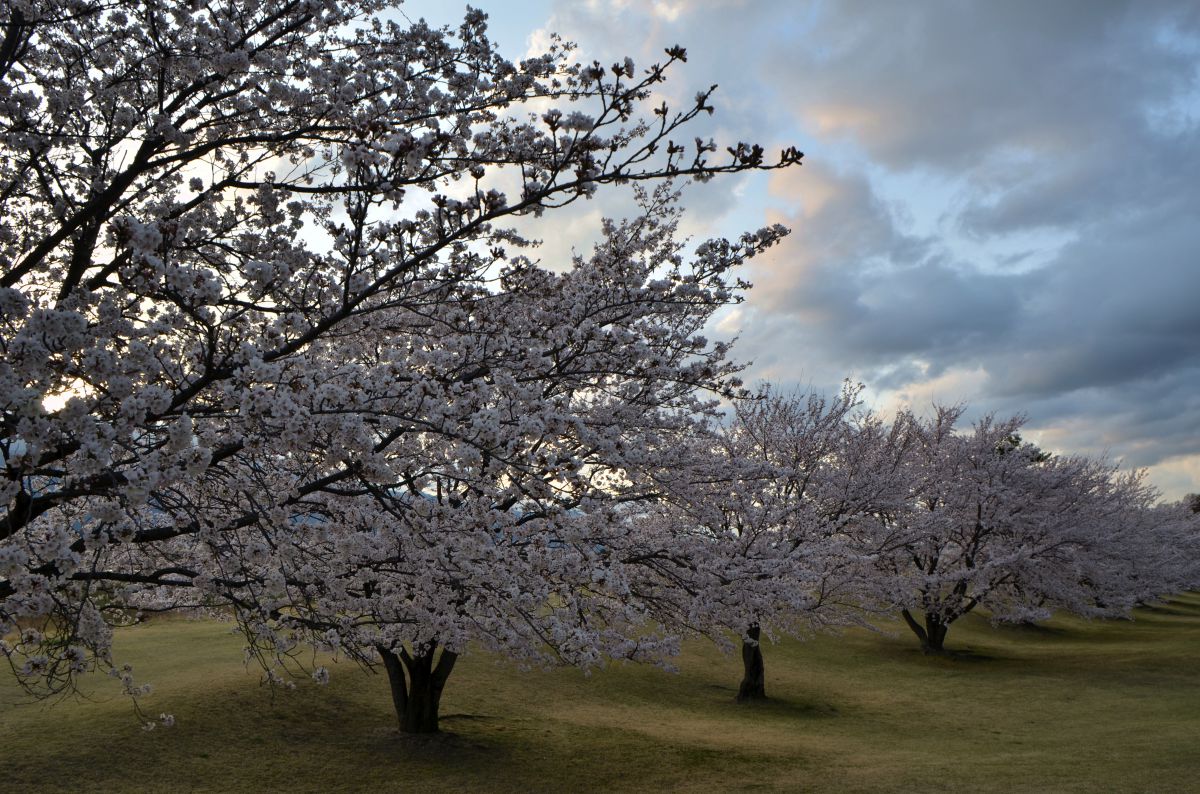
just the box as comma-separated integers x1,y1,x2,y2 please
2,593,1199,792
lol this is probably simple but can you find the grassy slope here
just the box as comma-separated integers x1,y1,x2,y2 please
2,593,1198,793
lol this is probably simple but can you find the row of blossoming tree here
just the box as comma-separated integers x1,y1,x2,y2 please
2,1,1197,734
660,389,1200,701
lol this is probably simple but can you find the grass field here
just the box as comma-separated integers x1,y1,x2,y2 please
3,594,1198,793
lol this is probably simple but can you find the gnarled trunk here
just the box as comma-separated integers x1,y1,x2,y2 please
901,609,949,654
736,624,766,702
376,642,458,734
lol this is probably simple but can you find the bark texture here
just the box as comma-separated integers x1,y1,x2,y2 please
901,609,950,654
376,643,458,733
736,624,767,702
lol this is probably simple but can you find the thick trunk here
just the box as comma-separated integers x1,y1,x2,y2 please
376,643,458,734
901,609,950,654
924,616,948,653
736,624,767,702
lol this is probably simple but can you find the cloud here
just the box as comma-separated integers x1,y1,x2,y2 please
733,163,1022,387
749,2,1200,498
734,160,1200,496
1146,455,1200,502
772,2,1200,168
408,0,1200,499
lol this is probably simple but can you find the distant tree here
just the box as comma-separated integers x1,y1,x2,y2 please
0,0,801,732
660,385,873,702
871,408,1172,654
1078,496,1200,610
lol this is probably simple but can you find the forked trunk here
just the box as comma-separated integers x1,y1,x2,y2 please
376,642,458,734
901,609,950,654
736,624,767,702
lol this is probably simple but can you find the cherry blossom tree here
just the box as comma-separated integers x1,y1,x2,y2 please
1083,494,1200,610
149,190,786,733
871,408,1181,654
657,385,876,701
0,0,801,731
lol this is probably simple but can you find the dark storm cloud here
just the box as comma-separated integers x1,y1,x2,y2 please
1000,207,1200,395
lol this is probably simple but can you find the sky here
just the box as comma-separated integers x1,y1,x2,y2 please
399,0,1200,502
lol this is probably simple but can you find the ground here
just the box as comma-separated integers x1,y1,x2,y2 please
2,594,1198,792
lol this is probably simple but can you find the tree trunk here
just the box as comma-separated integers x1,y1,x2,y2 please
736,624,766,702
376,642,458,734
901,609,950,654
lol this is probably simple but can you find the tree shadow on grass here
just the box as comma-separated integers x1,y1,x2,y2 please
1138,600,1200,619
441,712,494,721
938,646,1012,663
724,693,842,720
989,621,1070,638
867,634,1018,667
357,719,514,767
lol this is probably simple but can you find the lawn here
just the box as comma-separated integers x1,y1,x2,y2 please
2,594,1198,793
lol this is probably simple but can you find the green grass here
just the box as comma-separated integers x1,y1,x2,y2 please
3,594,1199,792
